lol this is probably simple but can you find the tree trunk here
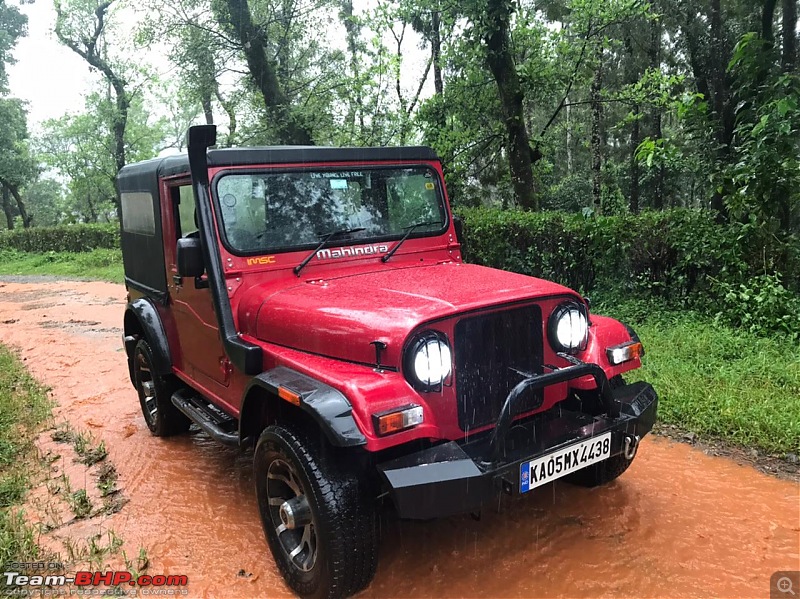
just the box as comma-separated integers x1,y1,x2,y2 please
783,0,797,71
1,185,14,230
201,94,214,125
762,0,778,42
340,0,365,139
7,184,31,228
483,0,537,210
55,0,129,220
709,0,731,218
566,96,572,174
216,90,237,147
590,48,604,214
649,17,665,210
630,107,640,214
222,0,313,145
432,10,444,97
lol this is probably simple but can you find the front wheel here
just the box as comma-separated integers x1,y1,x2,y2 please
254,424,378,599
567,375,636,487
566,452,635,487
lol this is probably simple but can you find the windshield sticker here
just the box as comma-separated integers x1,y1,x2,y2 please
330,179,348,190
425,182,435,190
317,245,389,260
310,171,363,179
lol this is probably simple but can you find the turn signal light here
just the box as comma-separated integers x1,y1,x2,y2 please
278,386,301,406
606,341,644,365
372,405,424,436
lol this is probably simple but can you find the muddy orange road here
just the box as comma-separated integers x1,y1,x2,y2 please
0,278,797,598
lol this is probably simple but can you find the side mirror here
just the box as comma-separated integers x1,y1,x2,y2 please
176,237,205,278
453,215,464,245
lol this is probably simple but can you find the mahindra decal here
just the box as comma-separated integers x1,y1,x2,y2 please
317,245,389,260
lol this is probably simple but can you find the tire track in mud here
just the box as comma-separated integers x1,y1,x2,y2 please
0,278,797,598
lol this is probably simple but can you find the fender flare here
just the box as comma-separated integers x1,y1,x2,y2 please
123,298,172,376
242,366,367,448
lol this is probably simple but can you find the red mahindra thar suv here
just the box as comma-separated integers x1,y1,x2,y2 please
118,125,657,599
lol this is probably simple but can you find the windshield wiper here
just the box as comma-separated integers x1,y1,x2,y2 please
381,221,441,263
293,227,366,276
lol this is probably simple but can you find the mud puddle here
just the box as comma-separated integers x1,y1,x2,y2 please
0,278,797,598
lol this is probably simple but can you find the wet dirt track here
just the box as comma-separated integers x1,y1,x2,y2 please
0,277,797,599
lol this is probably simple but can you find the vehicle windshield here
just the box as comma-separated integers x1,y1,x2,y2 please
214,166,446,254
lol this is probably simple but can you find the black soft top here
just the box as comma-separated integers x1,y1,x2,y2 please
118,145,439,185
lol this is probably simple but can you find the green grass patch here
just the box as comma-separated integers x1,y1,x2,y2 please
597,298,800,454
0,344,53,564
0,248,123,283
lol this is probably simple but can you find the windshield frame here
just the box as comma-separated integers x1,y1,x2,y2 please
209,163,450,258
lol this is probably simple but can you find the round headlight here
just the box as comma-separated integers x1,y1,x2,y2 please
405,332,452,391
548,302,589,353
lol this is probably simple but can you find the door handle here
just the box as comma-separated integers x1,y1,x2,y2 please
173,275,183,286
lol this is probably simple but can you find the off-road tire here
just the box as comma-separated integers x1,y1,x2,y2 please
567,375,635,487
133,339,191,436
254,424,378,599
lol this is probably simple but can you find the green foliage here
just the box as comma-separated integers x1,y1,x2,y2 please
458,206,799,336
599,306,800,454
68,489,92,519
0,223,119,253
0,98,37,191
0,248,123,282
725,33,800,238
459,207,744,295
0,0,26,93
0,344,52,564
39,93,167,223
714,273,800,339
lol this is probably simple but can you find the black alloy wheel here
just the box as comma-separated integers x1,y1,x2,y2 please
254,424,378,599
132,339,190,436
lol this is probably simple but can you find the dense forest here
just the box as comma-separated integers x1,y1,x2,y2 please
0,0,797,238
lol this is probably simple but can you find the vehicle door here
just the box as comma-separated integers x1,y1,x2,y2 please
163,181,232,391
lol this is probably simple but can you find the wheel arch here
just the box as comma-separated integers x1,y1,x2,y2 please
124,298,172,377
240,366,367,449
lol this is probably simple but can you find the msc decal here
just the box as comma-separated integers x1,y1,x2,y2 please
246,256,277,266
317,245,389,260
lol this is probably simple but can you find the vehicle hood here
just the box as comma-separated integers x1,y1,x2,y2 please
242,262,576,367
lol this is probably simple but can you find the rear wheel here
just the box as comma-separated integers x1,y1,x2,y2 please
133,339,191,436
254,424,378,599
567,375,635,487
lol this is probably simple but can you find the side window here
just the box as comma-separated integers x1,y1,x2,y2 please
173,185,197,238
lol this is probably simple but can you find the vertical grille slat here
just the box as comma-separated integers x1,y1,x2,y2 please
454,306,543,431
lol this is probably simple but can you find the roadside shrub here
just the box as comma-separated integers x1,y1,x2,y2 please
0,224,119,254
714,273,800,338
457,207,797,335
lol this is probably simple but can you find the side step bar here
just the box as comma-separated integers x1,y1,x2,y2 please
171,389,238,446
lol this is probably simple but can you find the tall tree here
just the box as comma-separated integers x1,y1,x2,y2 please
0,100,37,228
55,0,130,217
479,0,537,210
214,0,314,144
0,0,27,93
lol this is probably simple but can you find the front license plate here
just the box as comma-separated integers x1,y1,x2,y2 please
520,432,612,493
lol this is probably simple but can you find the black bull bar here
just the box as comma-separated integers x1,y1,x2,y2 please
377,362,658,520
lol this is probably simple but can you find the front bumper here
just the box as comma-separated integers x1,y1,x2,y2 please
377,379,657,520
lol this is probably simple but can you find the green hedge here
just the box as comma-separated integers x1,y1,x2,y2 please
0,224,120,253
457,208,800,335
458,208,746,297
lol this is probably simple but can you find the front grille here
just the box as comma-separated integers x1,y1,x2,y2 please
454,306,543,431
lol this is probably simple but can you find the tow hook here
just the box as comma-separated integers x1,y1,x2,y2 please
623,434,640,460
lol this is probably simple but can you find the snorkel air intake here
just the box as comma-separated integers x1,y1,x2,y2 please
186,125,263,375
